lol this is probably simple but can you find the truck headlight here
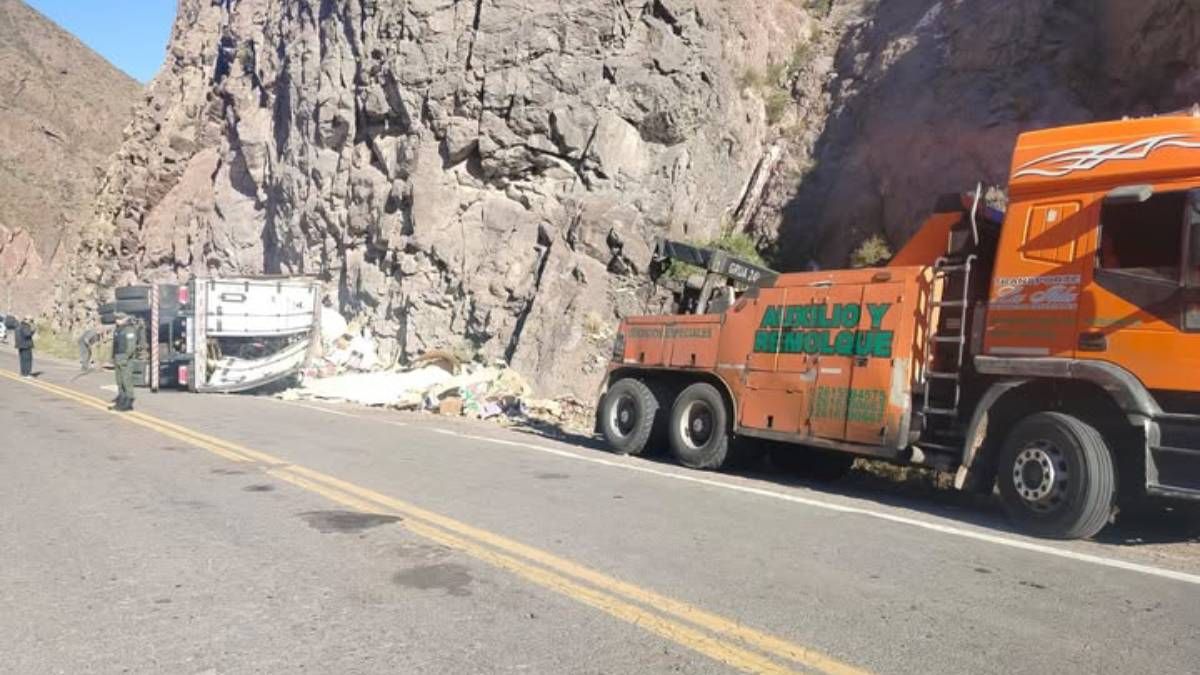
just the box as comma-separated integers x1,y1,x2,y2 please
611,333,626,361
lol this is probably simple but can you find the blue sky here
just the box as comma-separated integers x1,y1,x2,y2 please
26,0,176,83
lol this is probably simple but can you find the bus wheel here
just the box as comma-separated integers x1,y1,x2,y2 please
771,446,855,482
997,412,1116,540
669,383,730,470
599,378,660,456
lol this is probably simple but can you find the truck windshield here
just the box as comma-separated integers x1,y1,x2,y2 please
1098,191,1185,282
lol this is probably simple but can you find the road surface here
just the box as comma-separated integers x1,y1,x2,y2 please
2,348,1198,674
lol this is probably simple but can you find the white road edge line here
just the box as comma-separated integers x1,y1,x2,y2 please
258,395,408,425
282,401,361,418
429,428,1200,587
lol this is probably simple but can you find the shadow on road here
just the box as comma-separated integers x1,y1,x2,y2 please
505,420,1200,547
1095,502,1200,546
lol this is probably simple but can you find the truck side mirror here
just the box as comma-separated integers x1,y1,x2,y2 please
1189,191,1200,329
1191,222,1200,269
1189,190,1200,269
1104,184,1153,205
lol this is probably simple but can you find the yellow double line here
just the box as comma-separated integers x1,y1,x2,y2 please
1,370,869,675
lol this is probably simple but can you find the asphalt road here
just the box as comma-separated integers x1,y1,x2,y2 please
2,348,1199,674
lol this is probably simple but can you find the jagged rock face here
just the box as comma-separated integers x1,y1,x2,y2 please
63,0,815,397
780,0,1200,267
0,0,139,313
0,224,42,279
0,223,43,316
61,0,1200,396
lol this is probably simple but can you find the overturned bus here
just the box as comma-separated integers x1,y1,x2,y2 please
100,277,322,393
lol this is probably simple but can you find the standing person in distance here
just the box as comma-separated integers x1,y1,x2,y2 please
78,325,100,373
15,317,35,377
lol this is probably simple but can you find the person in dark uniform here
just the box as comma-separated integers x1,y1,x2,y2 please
111,314,145,411
15,318,35,377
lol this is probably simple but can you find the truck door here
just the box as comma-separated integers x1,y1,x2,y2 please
808,284,864,442
741,286,809,434
844,282,904,446
984,199,1088,358
1075,187,1200,391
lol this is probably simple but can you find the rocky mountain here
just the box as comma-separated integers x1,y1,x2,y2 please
779,0,1200,268
59,0,816,395
0,0,140,314
56,0,1200,397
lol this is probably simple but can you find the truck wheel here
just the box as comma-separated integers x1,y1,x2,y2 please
114,297,152,313
771,446,855,482
115,286,152,301
669,382,730,470
997,412,1116,540
600,378,661,456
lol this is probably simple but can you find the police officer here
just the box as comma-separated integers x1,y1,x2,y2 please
111,314,145,412
15,317,35,377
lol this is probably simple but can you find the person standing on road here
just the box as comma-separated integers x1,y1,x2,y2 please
78,327,101,373
111,315,145,412
15,318,35,377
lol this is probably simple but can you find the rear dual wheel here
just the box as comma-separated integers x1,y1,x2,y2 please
601,379,754,471
669,383,731,470
599,378,662,456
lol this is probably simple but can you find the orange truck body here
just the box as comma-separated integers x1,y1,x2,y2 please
602,114,1200,538
621,266,934,456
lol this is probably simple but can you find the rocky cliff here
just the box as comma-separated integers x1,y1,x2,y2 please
58,0,1200,397
61,0,823,396
780,0,1200,267
0,0,140,313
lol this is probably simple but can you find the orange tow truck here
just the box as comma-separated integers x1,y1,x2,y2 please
600,114,1200,539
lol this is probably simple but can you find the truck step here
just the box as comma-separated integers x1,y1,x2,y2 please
931,300,967,308
1151,445,1200,458
931,335,965,343
1156,412,1200,423
922,407,960,417
926,371,960,380
915,441,960,452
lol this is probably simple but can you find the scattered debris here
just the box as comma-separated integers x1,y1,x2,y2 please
281,310,592,433
282,366,453,408
438,396,463,416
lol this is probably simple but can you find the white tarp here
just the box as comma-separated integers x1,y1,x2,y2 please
320,306,349,345
280,362,533,413
283,366,454,407
347,332,379,371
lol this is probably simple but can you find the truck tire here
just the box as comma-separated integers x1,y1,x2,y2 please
669,382,730,470
997,412,1116,540
771,446,855,482
600,378,661,456
114,297,151,313
115,286,151,301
